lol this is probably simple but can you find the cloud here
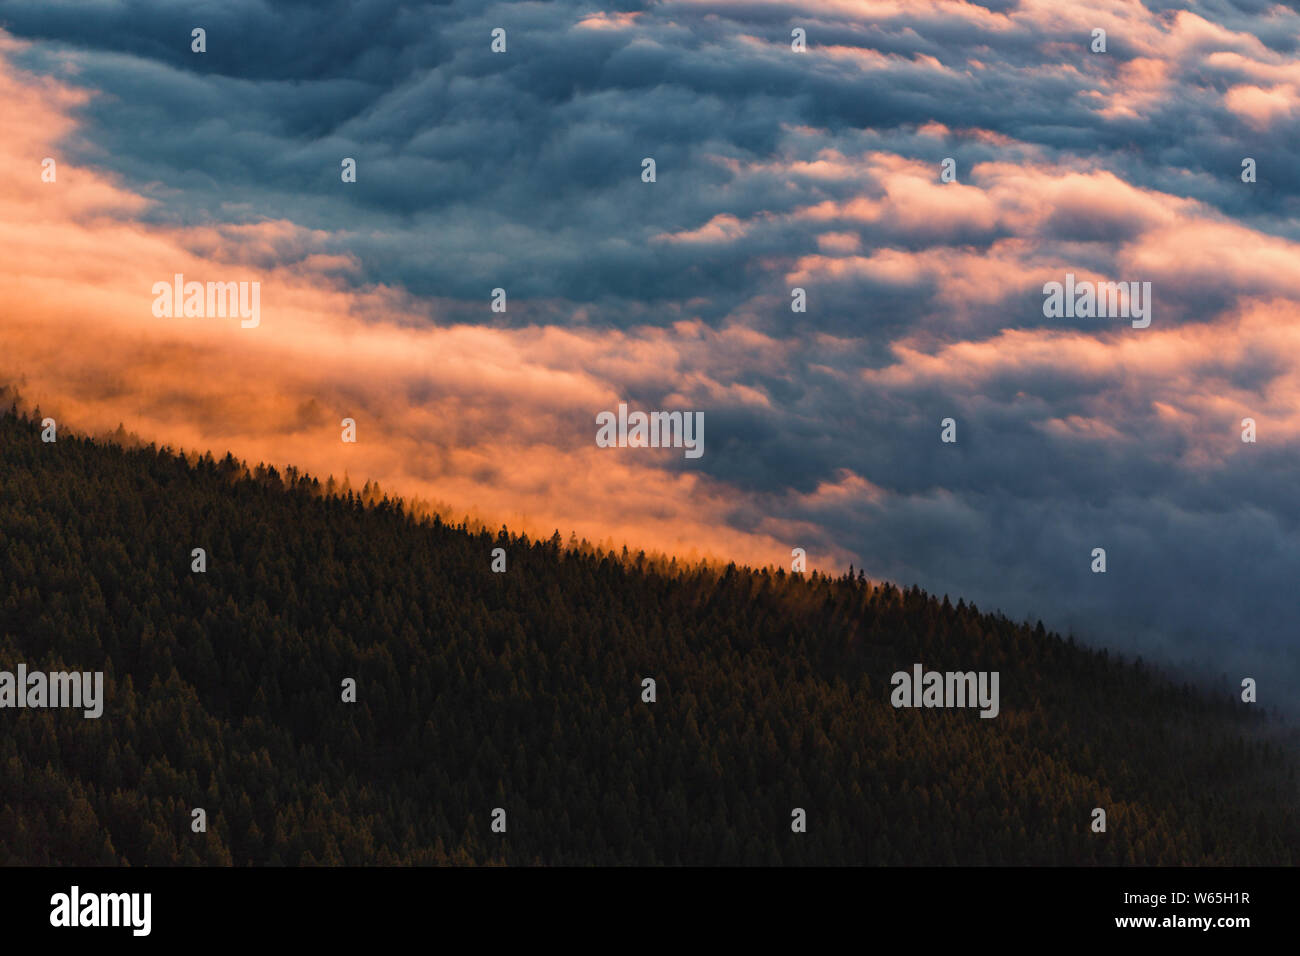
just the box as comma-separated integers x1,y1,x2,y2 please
3,0,1300,705
1223,83,1299,130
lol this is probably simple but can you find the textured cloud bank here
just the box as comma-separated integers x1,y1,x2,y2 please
0,30,818,571
1,1,1299,703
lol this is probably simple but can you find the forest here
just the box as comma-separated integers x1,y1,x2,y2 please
0,397,1296,865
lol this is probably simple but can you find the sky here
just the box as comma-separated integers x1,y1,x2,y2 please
0,0,1298,703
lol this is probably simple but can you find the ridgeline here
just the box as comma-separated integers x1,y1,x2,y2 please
0,402,1295,865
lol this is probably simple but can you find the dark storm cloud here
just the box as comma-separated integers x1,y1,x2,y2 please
6,0,1298,306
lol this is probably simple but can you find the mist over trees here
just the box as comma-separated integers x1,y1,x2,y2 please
0,402,1296,865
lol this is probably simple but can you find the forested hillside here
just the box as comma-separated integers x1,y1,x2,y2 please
0,401,1296,865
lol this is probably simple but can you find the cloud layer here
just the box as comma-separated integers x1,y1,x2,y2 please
1,1,1298,702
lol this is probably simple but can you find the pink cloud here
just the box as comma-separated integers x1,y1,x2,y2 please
1223,84,1299,130
0,37,805,569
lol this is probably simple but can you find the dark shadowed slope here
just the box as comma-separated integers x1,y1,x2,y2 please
0,401,1296,865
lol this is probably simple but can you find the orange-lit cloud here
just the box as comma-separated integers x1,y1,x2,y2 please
6,0,1300,693
0,35,833,571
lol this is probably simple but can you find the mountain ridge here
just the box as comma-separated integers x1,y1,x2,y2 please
0,399,1296,865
